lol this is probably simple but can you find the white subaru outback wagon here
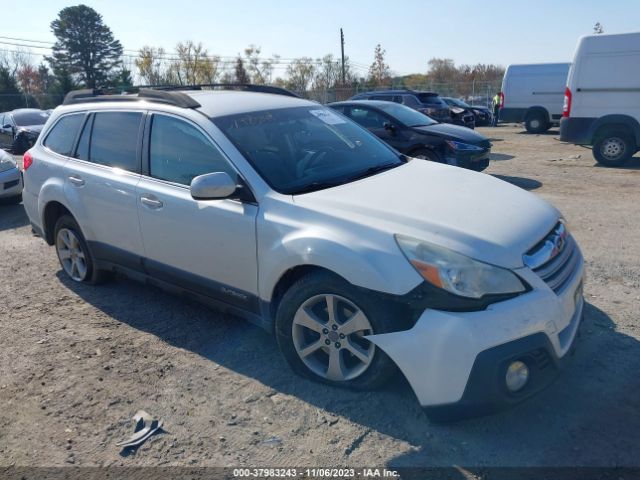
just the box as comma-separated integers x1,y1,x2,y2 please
22,85,585,420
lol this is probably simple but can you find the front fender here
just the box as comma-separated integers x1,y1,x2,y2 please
258,223,423,302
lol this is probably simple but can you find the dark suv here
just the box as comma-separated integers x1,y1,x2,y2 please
350,90,452,123
0,109,50,154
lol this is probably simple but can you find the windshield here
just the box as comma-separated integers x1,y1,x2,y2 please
213,107,404,194
416,93,446,107
13,110,49,126
375,102,437,127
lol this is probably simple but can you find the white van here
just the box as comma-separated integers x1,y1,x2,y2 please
499,63,571,133
560,32,640,166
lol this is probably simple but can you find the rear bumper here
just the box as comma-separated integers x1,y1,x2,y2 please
366,255,585,417
0,167,23,198
559,117,597,144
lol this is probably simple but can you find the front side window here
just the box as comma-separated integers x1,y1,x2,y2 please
348,107,388,129
90,112,142,171
375,103,437,127
149,114,236,185
43,114,85,157
214,106,403,194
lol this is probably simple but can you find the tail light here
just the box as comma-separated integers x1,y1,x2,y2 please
23,151,33,171
499,92,505,108
562,87,572,118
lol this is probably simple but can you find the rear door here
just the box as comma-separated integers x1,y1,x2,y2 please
63,110,145,269
136,112,259,312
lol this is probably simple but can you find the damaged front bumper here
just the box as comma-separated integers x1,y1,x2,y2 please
366,258,585,419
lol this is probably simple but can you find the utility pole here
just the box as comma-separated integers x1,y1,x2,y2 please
340,28,346,86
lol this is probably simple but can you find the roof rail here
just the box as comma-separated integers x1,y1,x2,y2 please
137,83,301,98
62,88,202,108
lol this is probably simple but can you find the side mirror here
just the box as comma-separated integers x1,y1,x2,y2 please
190,172,237,200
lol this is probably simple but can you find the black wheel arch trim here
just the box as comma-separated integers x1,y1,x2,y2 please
590,114,640,146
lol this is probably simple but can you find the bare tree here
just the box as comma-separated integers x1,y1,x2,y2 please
243,45,278,84
169,41,220,85
285,57,316,92
135,46,170,85
367,44,391,87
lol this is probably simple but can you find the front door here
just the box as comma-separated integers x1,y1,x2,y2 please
346,106,407,151
136,113,259,313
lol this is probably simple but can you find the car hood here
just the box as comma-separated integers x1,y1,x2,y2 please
17,124,44,134
293,160,559,269
413,123,489,144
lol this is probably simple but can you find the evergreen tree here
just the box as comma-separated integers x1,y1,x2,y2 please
47,5,123,88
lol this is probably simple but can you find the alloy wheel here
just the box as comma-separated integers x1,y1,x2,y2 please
292,294,375,382
56,228,88,281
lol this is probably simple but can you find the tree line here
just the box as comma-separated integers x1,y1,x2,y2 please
0,4,505,111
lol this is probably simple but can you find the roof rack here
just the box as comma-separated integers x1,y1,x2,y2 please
62,88,201,108
137,83,301,98
62,83,300,108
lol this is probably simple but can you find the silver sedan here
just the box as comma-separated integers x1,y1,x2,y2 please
0,150,23,203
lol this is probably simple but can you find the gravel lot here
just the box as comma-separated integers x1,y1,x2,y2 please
1,125,639,471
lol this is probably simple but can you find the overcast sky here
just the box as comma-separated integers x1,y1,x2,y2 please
2,0,639,77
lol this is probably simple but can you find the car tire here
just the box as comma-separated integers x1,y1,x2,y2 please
593,132,635,167
53,214,106,284
11,136,27,155
411,148,442,163
470,159,490,172
524,112,549,134
275,271,401,390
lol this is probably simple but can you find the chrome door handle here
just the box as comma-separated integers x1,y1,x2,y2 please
140,195,163,209
68,175,85,187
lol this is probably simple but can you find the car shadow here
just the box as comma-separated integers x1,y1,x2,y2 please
492,174,542,191
0,201,29,231
517,129,560,136
57,272,640,467
593,154,640,170
489,153,515,161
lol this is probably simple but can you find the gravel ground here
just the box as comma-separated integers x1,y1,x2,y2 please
1,125,639,470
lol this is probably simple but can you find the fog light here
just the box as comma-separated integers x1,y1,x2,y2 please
505,360,529,392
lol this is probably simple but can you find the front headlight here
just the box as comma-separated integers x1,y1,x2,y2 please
0,155,17,173
445,140,484,152
395,234,526,298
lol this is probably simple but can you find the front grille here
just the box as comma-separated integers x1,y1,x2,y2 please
524,222,581,294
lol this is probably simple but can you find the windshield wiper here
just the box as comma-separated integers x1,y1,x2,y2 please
344,162,401,182
289,180,346,195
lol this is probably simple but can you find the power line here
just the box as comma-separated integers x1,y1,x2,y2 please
0,35,370,71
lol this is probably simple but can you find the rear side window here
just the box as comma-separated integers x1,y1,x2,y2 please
402,96,419,107
370,95,391,101
43,114,85,157
90,112,142,171
417,94,446,106
149,114,236,185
